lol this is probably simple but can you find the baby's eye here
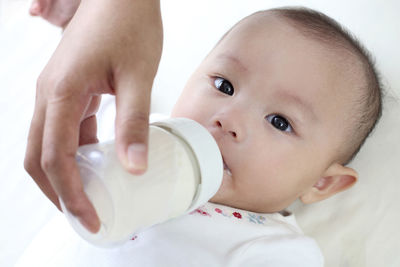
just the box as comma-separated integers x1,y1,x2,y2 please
265,114,293,133
214,77,234,96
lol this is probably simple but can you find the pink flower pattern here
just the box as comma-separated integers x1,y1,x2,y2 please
190,207,211,217
191,205,266,225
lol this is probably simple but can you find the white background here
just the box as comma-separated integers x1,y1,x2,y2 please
0,0,399,266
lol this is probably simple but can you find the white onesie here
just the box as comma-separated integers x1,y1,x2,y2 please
16,202,324,267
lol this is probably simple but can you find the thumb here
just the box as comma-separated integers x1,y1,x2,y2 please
115,73,152,175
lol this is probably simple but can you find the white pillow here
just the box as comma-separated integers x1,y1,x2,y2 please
289,96,400,267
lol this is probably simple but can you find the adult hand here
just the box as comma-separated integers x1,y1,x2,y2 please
24,0,163,233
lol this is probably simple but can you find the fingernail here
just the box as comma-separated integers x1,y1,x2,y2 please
127,143,147,173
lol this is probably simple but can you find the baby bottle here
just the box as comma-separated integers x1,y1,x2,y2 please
60,118,223,247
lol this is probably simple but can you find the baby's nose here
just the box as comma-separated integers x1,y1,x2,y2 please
215,120,237,139
209,106,246,142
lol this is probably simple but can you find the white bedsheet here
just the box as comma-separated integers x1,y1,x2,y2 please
1,0,399,266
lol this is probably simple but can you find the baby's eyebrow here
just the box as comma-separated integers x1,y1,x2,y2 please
216,53,249,73
275,90,317,122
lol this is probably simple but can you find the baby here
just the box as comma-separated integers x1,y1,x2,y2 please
20,5,382,267
172,7,382,215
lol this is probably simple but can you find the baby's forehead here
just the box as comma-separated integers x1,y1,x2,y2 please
231,12,305,40
221,18,352,77
223,14,334,64
229,12,354,61
220,13,362,93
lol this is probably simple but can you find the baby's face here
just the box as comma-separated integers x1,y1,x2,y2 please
172,15,358,212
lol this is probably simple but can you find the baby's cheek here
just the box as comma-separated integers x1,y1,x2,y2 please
171,99,197,119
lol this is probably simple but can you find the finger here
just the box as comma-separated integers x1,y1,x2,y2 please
41,92,100,233
79,115,98,146
115,73,152,175
29,0,42,16
83,95,101,119
79,95,101,146
24,98,60,210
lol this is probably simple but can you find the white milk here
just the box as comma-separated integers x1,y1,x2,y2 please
60,118,223,247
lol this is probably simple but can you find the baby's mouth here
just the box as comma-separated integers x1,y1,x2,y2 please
222,157,232,176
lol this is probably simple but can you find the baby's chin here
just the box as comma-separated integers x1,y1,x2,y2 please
209,172,290,213
209,170,234,205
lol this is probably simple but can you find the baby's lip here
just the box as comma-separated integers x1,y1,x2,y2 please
212,134,232,176
222,156,232,176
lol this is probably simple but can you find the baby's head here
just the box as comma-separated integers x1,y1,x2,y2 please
171,7,382,213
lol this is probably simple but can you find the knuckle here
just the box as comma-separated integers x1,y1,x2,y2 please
36,72,46,89
117,111,149,140
40,149,60,173
131,111,150,125
24,154,40,177
118,111,149,130
51,78,75,100
36,71,58,91
35,74,48,97
36,71,77,99
129,110,149,124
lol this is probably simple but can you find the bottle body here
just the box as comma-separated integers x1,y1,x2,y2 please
61,118,222,247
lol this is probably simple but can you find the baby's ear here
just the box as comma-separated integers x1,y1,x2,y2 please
300,163,358,204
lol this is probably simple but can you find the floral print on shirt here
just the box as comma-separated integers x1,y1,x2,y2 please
190,204,269,225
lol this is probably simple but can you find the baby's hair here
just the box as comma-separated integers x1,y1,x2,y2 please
265,7,383,164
